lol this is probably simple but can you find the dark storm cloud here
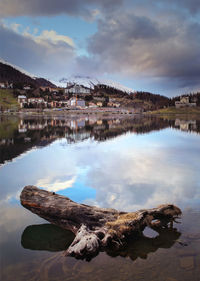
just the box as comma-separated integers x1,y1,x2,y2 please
170,0,200,14
0,0,123,19
132,0,200,15
0,0,199,18
75,10,200,89
0,23,75,79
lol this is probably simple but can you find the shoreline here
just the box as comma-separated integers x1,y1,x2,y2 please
1,106,200,118
0,107,137,117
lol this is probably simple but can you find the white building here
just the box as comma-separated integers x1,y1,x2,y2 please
27,97,46,107
0,82,6,88
175,96,196,108
68,97,86,108
23,85,31,90
68,97,76,107
18,95,27,108
65,84,91,95
89,102,98,108
28,97,45,104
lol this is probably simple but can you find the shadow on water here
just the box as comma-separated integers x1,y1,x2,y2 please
21,224,75,252
107,226,181,261
21,223,181,261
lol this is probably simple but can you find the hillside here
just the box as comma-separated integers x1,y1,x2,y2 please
129,91,170,110
0,61,173,112
150,106,200,114
0,60,56,88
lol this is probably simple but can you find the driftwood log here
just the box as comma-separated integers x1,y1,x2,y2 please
20,186,182,260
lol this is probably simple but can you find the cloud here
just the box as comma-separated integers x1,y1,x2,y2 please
35,30,74,47
1,0,200,92
74,10,200,90
0,0,199,19
0,0,123,20
36,175,76,192
168,0,200,14
0,23,75,79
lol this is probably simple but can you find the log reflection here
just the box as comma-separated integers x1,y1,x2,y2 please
106,226,181,261
21,224,75,252
21,223,181,261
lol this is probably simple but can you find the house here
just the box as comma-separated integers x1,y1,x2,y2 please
89,102,98,108
65,84,91,95
113,103,120,108
23,85,31,90
68,97,86,108
28,97,45,104
59,101,68,107
50,100,68,108
107,102,120,108
77,100,86,108
40,87,59,93
50,101,58,108
175,96,196,108
18,95,27,108
0,82,6,88
28,97,46,107
68,97,77,107
97,120,103,125
97,102,103,107
0,82,13,88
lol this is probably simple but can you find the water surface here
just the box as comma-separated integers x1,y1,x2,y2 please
1,114,200,281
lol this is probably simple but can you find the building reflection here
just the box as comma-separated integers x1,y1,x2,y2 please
0,115,200,165
175,119,197,132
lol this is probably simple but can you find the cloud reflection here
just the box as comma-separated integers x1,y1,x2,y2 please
36,175,76,192
0,127,200,212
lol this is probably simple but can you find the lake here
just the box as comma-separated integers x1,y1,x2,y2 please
1,114,200,281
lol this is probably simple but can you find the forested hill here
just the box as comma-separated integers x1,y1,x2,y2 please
0,61,56,88
128,91,171,109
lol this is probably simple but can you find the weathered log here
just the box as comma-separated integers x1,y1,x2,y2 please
20,186,182,260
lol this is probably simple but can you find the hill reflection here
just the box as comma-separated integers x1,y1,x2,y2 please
1,115,200,165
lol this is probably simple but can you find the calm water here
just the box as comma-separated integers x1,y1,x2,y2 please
1,114,200,281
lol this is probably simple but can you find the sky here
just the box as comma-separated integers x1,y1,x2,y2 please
0,0,200,96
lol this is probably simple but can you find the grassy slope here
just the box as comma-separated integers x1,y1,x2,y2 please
0,89,19,111
150,106,200,114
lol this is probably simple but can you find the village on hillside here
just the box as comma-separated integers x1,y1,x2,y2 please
0,80,141,113
0,77,200,114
